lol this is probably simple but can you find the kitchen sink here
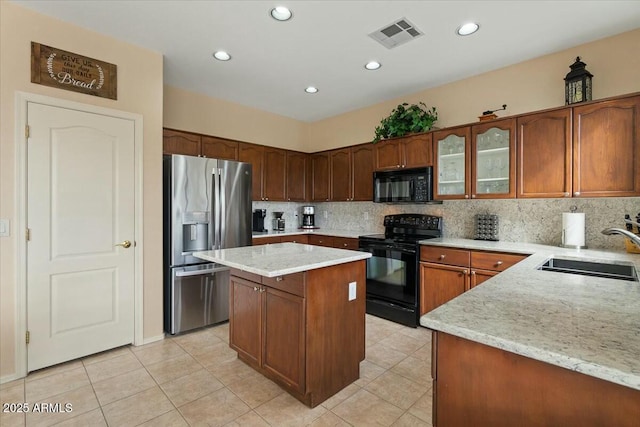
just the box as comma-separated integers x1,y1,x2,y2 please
537,257,638,282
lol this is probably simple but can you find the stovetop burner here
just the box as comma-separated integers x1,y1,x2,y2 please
359,213,442,244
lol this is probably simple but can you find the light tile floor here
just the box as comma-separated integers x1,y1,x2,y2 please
1,315,433,426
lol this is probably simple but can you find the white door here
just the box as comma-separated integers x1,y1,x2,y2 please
26,102,136,372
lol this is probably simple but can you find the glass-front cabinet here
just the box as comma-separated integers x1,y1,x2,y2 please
433,126,471,199
471,119,516,199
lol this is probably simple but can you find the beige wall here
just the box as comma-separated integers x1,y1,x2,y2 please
305,28,640,151
0,2,164,380
164,85,306,151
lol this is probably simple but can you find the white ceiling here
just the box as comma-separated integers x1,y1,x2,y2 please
12,1,640,122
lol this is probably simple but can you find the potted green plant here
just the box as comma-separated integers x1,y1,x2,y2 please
373,102,438,143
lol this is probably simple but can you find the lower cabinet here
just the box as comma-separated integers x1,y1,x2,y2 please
229,261,366,407
432,332,640,426
420,246,527,315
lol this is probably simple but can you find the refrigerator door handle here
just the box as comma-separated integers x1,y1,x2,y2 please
212,166,221,249
175,266,230,277
219,167,226,249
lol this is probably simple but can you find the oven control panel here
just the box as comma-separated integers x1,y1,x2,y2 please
383,214,442,231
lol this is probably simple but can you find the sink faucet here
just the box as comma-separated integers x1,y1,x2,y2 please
602,226,640,248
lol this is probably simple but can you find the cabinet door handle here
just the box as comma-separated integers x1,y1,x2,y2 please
465,195,469,199
276,276,283,282
470,270,476,275
471,194,476,198
574,192,580,196
462,270,468,275
259,287,266,293
253,286,259,291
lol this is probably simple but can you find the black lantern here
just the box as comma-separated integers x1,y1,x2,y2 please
564,56,593,105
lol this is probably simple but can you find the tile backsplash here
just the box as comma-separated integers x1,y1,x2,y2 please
254,198,640,250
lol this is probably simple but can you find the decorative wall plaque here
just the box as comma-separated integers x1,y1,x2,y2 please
31,42,117,100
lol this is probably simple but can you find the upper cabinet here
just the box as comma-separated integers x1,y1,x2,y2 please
433,126,471,200
201,135,238,160
163,129,201,157
572,95,640,197
311,153,330,202
163,129,239,159
374,133,433,170
328,144,374,202
351,144,375,201
286,152,307,202
471,118,516,199
239,144,289,202
330,148,352,201
517,109,572,198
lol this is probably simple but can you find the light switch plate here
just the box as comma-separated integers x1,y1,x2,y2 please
348,281,356,301
0,219,9,237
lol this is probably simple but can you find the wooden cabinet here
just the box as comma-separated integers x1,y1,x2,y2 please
163,129,239,159
420,245,527,315
252,235,283,246
278,234,307,244
330,148,352,201
201,135,238,160
239,143,264,201
239,144,287,202
311,153,330,202
351,144,374,201
163,129,201,156
263,147,287,201
517,109,572,198
433,126,472,200
333,237,359,250
308,234,334,247
471,118,516,199
286,152,307,202
230,272,305,394
229,261,366,407
572,95,640,197
374,133,433,170
432,332,640,427
327,145,374,202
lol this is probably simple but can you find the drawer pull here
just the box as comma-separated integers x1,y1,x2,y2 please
439,254,446,260
495,261,503,267
276,276,283,282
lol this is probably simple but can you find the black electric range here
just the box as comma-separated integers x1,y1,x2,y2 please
359,214,442,327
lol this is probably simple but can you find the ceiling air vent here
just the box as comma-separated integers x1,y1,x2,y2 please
369,18,423,49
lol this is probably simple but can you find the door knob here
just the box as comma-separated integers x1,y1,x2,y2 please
115,240,132,249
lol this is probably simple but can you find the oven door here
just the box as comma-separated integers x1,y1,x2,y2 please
359,240,419,326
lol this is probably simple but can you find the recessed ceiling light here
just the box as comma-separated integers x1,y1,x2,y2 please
305,86,318,94
213,51,231,61
365,61,382,70
271,6,292,21
456,22,479,36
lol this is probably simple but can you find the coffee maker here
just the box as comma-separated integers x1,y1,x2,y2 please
252,209,267,232
301,206,316,229
272,212,285,231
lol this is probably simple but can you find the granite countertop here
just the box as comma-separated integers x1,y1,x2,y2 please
194,242,371,277
419,237,640,390
252,228,377,239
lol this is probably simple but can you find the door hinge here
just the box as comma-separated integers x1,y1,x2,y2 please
26,331,30,344
25,125,30,139
26,228,31,241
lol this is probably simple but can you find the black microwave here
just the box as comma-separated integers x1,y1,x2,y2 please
373,167,433,203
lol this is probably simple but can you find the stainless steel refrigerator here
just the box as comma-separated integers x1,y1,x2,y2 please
163,154,252,334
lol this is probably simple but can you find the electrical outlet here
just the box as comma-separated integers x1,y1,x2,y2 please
348,281,357,301
364,212,369,221
0,219,9,237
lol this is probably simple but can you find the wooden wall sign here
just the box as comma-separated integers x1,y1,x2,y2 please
31,42,117,100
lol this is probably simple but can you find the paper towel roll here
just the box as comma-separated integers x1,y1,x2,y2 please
562,212,586,248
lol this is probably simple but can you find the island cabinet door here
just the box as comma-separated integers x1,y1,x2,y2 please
420,262,468,315
229,276,262,367
262,287,306,394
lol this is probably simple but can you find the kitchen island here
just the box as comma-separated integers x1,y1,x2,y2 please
194,243,370,407
420,238,640,426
